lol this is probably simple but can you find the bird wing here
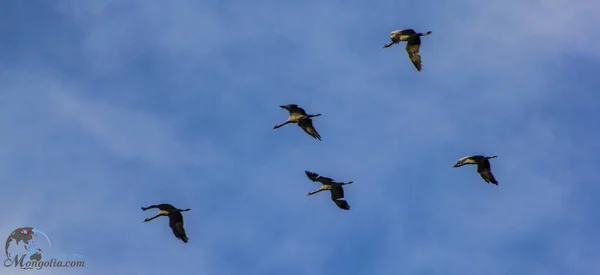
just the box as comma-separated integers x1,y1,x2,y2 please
305,171,320,182
399,29,417,41
281,104,307,116
457,156,473,163
280,104,298,110
143,204,175,211
479,169,498,185
454,155,474,166
171,222,189,243
330,186,345,200
160,204,176,211
298,118,321,140
406,36,423,71
389,30,402,43
319,176,334,184
390,29,416,43
333,199,351,210
305,171,334,184
399,29,416,35
169,212,183,227
169,212,189,243
476,159,492,172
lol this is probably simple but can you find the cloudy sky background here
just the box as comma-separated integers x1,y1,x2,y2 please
1,0,599,274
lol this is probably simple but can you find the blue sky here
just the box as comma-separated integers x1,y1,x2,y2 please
1,0,599,274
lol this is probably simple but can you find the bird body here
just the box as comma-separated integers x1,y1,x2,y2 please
383,29,432,71
453,155,499,185
384,29,432,46
305,171,353,210
158,209,169,216
389,29,418,43
274,104,322,140
142,204,191,243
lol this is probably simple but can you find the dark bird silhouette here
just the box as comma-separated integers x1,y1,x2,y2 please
383,29,432,71
141,204,191,243
453,155,499,185
273,104,322,140
305,171,353,210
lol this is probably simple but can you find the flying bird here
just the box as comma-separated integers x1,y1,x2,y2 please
273,104,322,140
383,29,432,71
141,204,191,243
453,155,499,185
305,171,353,210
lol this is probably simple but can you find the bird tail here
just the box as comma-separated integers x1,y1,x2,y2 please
423,31,432,36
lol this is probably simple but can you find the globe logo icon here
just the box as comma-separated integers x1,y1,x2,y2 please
5,227,52,263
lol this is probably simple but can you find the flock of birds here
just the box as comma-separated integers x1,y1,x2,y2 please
141,29,501,244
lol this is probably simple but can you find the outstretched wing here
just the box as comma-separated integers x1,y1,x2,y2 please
330,186,345,200
456,155,473,163
333,199,351,210
389,30,401,43
399,29,416,35
141,203,175,211
477,160,497,185
331,186,349,210
305,171,320,182
298,118,321,140
305,171,334,184
479,169,498,185
454,155,474,167
476,159,492,173
406,36,423,71
169,212,189,243
280,104,307,116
